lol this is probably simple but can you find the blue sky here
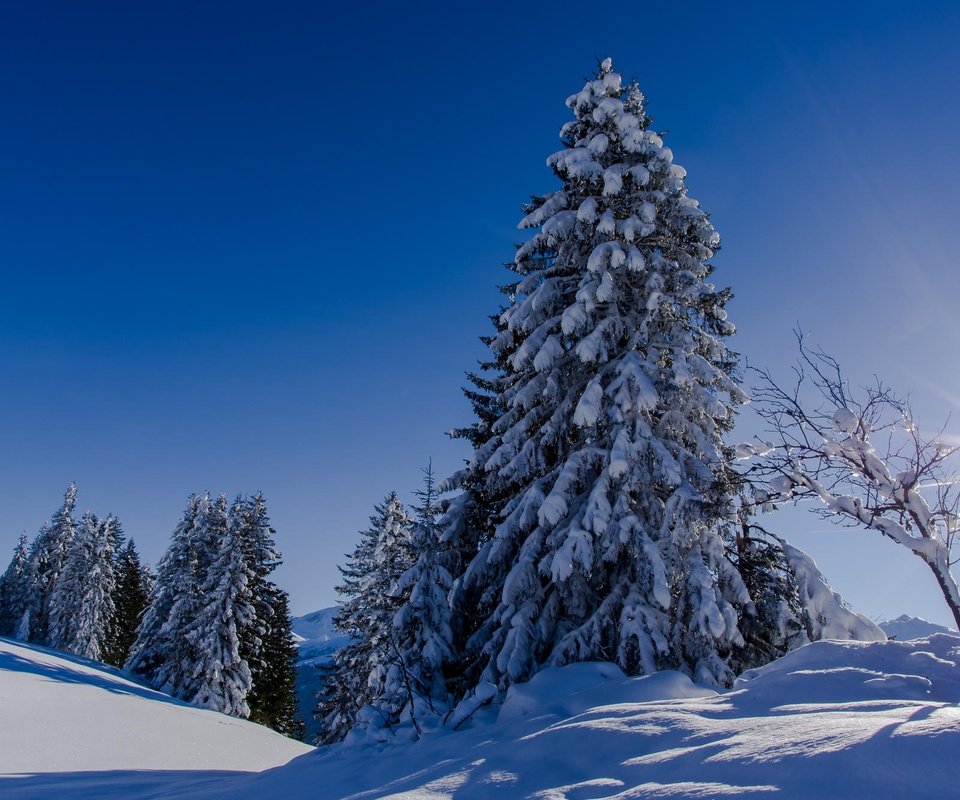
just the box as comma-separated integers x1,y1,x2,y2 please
2,2,959,625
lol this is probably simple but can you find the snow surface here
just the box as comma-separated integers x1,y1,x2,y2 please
6,631,959,798
0,636,311,779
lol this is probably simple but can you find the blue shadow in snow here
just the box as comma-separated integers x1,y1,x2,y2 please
0,768,248,800
0,637,187,707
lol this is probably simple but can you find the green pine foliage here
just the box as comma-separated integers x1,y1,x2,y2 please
0,533,30,637
247,585,302,737
104,539,152,668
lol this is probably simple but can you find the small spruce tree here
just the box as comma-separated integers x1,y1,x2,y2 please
127,494,206,684
0,533,30,638
237,494,300,735
315,492,415,743
249,583,302,736
378,464,455,735
181,497,256,716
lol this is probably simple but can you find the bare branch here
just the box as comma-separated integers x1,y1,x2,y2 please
740,337,960,630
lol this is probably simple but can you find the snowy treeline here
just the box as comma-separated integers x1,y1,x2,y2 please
0,484,151,667
127,492,301,737
0,485,301,737
315,59,884,745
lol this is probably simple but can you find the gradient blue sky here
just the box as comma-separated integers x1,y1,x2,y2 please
2,2,959,626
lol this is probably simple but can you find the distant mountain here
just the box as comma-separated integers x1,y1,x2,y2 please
292,606,350,664
878,614,955,640
291,606,350,742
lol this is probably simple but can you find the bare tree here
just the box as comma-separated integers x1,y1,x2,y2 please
741,333,960,631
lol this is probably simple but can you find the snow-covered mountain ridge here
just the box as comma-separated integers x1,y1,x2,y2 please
878,614,954,640
291,605,347,662
290,606,348,741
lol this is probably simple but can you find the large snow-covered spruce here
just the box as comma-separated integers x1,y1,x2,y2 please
445,59,760,690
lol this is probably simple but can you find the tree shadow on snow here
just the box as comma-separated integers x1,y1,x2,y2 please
0,641,188,707
0,768,249,800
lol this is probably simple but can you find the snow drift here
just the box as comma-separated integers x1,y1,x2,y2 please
199,633,960,800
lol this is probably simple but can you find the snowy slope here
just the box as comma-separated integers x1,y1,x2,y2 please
0,636,312,777
4,634,960,798
879,614,954,640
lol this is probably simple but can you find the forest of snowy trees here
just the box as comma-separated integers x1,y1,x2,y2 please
0,484,300,737
0,484,151,666
313,58,888,745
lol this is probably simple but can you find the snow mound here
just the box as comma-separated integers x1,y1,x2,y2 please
0,637,311,776
499,661,716,722
734,633,960,706
217,635,960,800
879,614,954,640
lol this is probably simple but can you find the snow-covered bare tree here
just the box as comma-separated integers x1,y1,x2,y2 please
443,58,754,691
315,492,415,743
0,533,30,637
746,334,960,631
48,511,119,659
